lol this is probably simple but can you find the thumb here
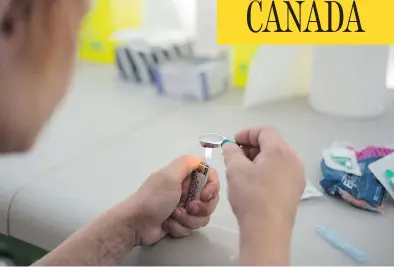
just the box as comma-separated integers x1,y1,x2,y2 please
221,139,250,166
163,155,202,182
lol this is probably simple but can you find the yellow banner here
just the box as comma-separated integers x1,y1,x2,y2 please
217,0,394,44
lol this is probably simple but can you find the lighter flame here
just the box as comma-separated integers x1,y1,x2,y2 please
205,148,213,161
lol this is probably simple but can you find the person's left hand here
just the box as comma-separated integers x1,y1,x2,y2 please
125,156,220,246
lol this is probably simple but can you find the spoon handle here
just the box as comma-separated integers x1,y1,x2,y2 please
221,139,253,148
221,139,236,146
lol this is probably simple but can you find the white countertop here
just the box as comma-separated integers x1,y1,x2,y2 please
1,63,393,265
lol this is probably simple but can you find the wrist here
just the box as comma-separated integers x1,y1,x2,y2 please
109,200,142,248
238,212,294,239
238,204,297,231
237,208,295,266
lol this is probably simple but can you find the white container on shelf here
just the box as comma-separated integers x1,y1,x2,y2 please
309,45,389,118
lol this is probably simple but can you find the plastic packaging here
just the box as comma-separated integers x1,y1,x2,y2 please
301,180,323,200
385,170,394,188
368,153,394,199
355,146,393,161
316,225,367,263
152,57,228,101
322,147,362,176
320,156,386,213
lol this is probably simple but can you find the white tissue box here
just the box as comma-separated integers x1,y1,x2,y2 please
152,57,229,101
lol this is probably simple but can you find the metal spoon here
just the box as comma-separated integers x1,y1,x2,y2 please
198,133,226,148
198,133,227,161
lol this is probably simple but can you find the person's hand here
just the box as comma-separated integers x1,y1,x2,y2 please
125,156,219,246
221,127,305,226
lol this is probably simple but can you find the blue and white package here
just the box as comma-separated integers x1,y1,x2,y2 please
320,156,386,212
151,57,228,101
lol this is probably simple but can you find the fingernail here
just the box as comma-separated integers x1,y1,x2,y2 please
174,208,182,217
207,194,213,201
221,139,236,147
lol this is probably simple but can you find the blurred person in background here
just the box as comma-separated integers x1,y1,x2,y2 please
0,0,305,266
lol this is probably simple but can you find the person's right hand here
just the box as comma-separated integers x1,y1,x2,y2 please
221,127,305,226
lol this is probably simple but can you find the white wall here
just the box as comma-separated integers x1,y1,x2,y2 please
387,46,394,90
172,0,196,35
194,0,223,57
141,0,223,57
142,0,184,31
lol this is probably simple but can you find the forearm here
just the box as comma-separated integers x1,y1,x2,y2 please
238,211,294,266
33,202,138,266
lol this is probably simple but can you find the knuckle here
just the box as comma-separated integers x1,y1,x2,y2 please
170,209,178,219
167,220,178,236
198,206,210,217
178,216,191,228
